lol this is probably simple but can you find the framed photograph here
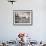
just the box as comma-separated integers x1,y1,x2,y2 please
13,10,33,25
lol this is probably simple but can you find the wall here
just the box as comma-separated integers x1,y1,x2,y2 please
0,0,46,42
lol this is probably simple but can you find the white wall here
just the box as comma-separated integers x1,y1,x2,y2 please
0,0,46,42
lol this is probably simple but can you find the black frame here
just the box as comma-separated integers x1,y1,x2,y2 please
13,10,33,26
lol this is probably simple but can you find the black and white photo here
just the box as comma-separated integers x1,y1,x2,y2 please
13,10,32,25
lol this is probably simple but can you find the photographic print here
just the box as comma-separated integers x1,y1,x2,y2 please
13,10,32,25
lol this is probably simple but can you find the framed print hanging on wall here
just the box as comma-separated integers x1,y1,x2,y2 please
13,10,33,26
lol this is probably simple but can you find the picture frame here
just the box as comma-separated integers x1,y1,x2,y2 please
13,10,33,26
